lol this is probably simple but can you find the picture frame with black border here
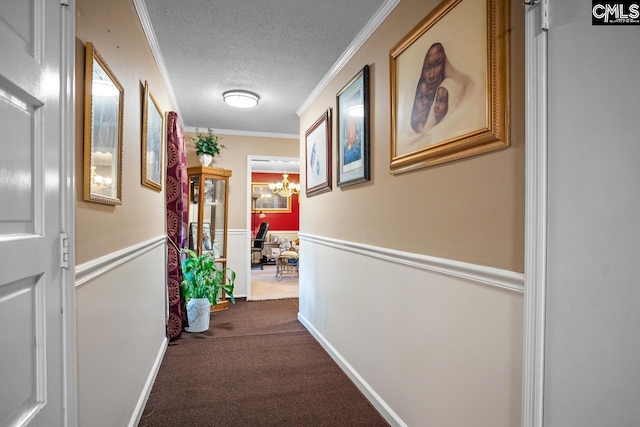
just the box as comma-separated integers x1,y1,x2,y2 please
337,65,370,187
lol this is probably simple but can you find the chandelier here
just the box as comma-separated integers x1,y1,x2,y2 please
269,173,300,197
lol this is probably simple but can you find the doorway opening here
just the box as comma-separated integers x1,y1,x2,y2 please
246,155,300,300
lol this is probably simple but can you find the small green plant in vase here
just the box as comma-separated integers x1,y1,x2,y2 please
192,128,225,166
180,249,235,332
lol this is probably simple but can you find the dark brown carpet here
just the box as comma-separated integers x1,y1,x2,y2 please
138,298,389,427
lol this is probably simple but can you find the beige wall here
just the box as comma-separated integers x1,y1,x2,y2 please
182,132,299,230
75,0,172,425
300,0,525,273
75,0,173,264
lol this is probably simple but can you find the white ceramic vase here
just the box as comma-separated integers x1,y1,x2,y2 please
185,297,211,333
198,154,212,166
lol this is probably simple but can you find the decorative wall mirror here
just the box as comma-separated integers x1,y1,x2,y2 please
83,42,124,205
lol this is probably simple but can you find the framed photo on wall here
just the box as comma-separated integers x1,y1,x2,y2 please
252,183,291,212
389,0,509,174
305,109,332,197
83,42,124,206
142,80,164,190
337,65,370,187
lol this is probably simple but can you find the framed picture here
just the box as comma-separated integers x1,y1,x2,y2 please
252,183,291,212
337,65,370,187
142,81,164,190
83,42,124,205
190,182,199,204
189,222,197,250
188,222,212,251
390,0,509,173
202,222,212,251
305,109,332,197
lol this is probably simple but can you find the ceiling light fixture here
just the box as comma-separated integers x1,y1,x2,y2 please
223,90,259,108
269,173,300,198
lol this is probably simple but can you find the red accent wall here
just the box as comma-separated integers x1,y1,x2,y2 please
251,172,299,233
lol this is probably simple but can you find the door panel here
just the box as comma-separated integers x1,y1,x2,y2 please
0,85,36,235
0,0,65,425
0,276,43,426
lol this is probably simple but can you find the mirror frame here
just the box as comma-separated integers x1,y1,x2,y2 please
83,41,124,205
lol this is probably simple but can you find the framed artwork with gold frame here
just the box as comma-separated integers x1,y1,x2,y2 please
83,42,124,205
142,81,164,191
390,0,509,174
252,183,291,212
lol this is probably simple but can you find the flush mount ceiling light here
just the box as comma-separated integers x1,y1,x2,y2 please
223,90,259,108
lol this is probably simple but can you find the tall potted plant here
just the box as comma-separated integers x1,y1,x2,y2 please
191,128,225,166
180,249,235,333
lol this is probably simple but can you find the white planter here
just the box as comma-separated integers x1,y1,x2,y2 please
198,154,212,166
185,298,211,333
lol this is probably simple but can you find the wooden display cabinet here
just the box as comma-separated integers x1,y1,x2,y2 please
187,166,232,311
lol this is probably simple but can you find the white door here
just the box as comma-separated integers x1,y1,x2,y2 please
0,0,74,426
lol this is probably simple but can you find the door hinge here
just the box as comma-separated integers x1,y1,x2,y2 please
60,0,69,6
60,231,70,269
523,0,548,31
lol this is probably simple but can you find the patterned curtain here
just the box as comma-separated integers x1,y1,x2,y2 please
166,112,188,339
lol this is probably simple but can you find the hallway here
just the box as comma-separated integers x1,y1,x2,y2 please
138,299,388,426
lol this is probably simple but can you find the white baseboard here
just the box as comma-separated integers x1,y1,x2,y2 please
129,337,168,427
298,313,407,427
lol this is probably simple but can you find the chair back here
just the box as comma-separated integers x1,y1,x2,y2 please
253,222,270,249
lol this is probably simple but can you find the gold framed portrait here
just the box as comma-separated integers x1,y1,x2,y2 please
390,0,510,174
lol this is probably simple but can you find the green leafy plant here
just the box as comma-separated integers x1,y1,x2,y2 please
191,128,226,157
180,249,235,306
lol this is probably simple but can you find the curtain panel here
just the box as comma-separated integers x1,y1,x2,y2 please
166,112,188,339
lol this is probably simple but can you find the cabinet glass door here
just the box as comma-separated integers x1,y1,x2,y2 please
203,177,226,259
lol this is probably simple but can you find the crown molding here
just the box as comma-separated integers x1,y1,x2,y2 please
133,0,183,128
296,0,400,117
183,126,298,140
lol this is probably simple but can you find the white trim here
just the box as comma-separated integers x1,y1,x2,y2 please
129,337,168,427
75,235,167,287
234,229,298,236
183,126,298,140
227,229,247,236
61,1,78,424
298,313,406,427
296,0,400,117
132,0,183,127
522,3,548,427
299,233,524,294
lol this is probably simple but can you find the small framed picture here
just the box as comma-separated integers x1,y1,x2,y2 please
141,81,164,190
202,222,212,251
305,109,332,197
188,222,197,251
337,65,370,187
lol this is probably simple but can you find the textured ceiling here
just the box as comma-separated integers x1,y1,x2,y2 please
142,0,387,136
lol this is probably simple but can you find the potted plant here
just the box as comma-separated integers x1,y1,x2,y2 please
180,249,235,333
191,127,225,166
